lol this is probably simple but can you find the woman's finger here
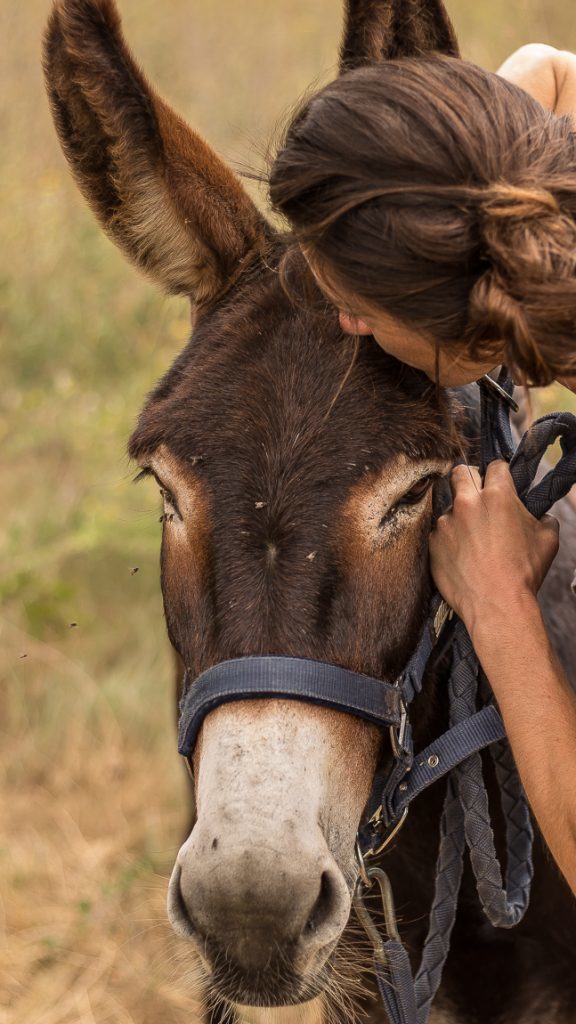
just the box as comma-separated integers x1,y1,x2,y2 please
484,459,517,491
449,463,482,499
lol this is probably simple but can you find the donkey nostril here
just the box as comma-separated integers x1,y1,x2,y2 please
168,866,201,941
304,869,339,935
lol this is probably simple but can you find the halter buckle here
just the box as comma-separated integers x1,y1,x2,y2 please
480,373,519,412
362,805,409,859
389,699,408,759
433,599,453,641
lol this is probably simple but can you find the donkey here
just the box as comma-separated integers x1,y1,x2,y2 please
44,1,576,1022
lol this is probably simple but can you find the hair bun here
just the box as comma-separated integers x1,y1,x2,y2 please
481,182,560,222
468,269,551,384
478,180,576,272
468,181,576,384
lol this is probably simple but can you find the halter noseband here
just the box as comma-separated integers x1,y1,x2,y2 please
179,656,405,754
178,589,506,859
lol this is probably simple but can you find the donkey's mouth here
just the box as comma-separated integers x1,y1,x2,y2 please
168,861,336,1005
208,941,327,1007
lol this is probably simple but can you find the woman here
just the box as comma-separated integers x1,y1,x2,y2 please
269,44,576,892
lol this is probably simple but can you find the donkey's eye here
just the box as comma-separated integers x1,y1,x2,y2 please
159,486,181,520
396,474,436,508
378,474,438,530
133,466,182,522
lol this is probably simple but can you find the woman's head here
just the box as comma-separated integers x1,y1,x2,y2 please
269,56,576,386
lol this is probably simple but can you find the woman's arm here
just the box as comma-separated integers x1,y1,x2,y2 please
470,588,576,892
430,461,576,893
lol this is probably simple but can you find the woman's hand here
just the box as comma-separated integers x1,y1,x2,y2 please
429,461,559,635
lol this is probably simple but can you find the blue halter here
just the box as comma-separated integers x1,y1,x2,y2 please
177,592,505,858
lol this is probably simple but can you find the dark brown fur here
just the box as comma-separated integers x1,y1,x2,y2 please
43,0,270,300
129,266,460,682
340,0,459,70
43,1,576,1021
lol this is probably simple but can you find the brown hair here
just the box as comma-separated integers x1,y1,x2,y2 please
269,56,576,386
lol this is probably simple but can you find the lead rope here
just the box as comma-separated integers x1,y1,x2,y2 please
359,373,576,1024
441,373,533,931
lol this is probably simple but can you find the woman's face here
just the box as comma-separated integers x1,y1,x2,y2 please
307,258,499,386
338,307,497,386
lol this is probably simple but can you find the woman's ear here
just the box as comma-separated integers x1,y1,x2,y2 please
339,311,373,335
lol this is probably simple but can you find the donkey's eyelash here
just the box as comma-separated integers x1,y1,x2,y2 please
133,467,154,485
378,473,441,530
133,466,169,493
133,467,180,516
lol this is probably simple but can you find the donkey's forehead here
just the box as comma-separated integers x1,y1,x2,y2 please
128,279,460,676
129,277,460,475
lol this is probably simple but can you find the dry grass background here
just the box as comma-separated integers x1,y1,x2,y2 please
2,1,576,1022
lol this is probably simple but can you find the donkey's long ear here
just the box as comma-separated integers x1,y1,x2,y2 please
340,0,460,71
43,0,268,303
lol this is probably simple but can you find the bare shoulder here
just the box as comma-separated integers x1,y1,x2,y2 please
497,44,576,120
497,44,560,110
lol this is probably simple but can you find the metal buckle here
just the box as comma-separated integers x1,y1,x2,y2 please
480,373,519,413
432,598,453,641
352,696,410,859
389,699,408,759
361,806,409,859
354,865,401,960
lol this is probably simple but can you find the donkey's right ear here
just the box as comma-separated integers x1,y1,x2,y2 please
340,0,460,71
43,0,269,304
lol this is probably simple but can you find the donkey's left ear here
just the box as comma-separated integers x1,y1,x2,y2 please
43,0,269,304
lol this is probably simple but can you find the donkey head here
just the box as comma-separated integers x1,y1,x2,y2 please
44,0,462,1011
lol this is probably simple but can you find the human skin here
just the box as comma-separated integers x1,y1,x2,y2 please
308,45,576,893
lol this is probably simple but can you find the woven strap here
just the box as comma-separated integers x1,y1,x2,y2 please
479,370,516,471
511,411,576,514
178,655,405,758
